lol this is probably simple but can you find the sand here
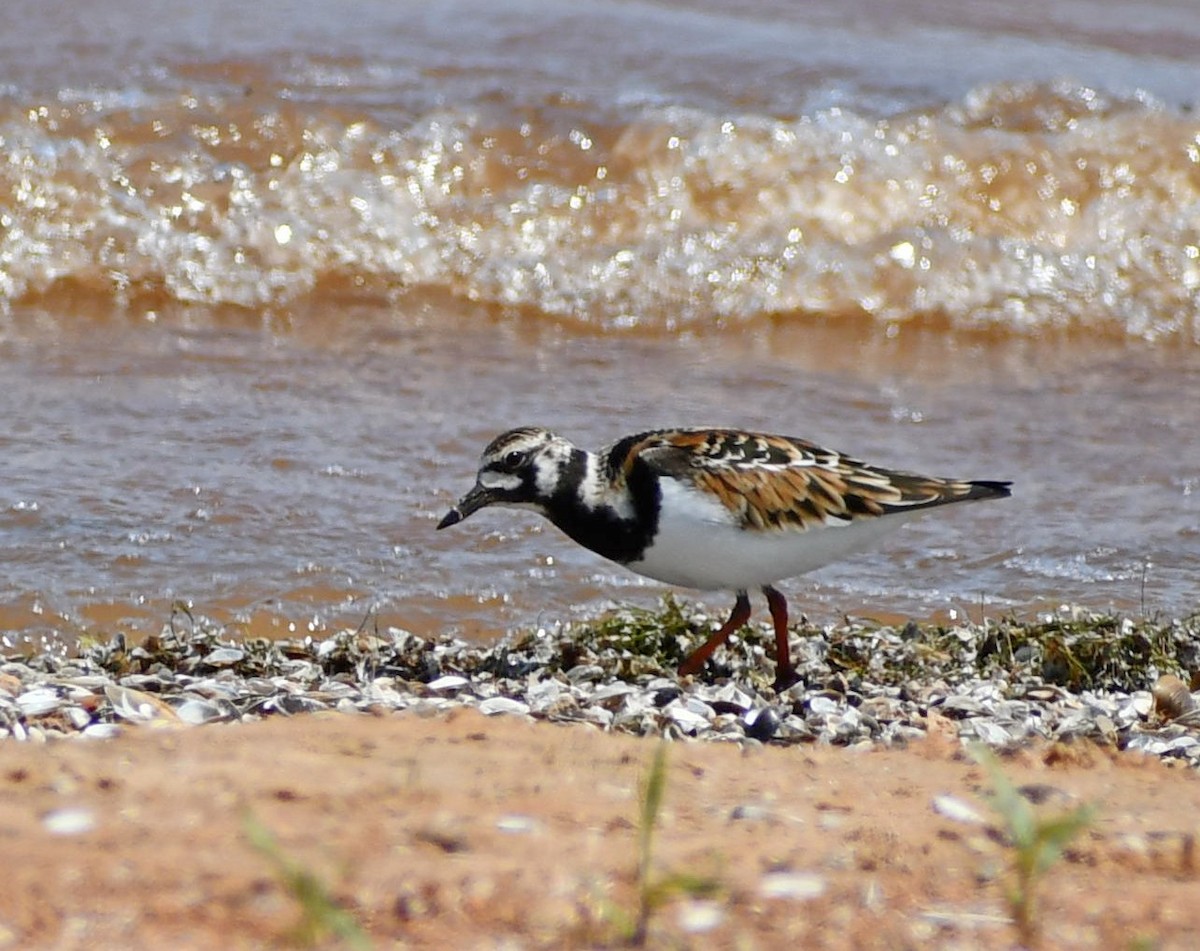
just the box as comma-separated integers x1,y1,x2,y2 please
0,710,1197,949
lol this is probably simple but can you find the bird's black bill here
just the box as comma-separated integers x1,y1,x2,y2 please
436,484,493,530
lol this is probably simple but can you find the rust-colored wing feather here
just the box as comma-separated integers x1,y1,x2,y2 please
609,429,1009,533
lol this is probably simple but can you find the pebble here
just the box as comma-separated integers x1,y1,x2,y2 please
477,696,531,717
665,702,711,735
759,871,827,901
0,614,1195,771
42,807,97,836
16,688,62,718
425,674,470,693
201,647,245,667
677,900,724,933
174,698,235,725
495,814,540,835
971,719,1014,747
932,794,986,825
1152,674,1197,720
742,707,781,742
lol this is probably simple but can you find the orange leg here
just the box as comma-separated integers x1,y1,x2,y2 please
678,591,751,677
764,585,798,690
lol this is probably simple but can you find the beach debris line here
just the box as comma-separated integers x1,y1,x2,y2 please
0,602,1197,766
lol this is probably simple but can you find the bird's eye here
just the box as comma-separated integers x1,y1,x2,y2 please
502,450,524,469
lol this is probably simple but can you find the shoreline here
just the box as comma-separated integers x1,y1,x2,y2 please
1,603,1198,948
3,602,1197,763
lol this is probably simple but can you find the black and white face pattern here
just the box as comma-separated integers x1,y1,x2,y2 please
476,427,566,502
437,427,574,527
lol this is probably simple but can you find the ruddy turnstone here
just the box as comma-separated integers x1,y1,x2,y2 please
437,427,1011,688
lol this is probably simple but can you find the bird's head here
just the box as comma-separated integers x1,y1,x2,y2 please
436,427,573,529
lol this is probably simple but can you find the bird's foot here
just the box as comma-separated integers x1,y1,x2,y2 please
772,665,800,693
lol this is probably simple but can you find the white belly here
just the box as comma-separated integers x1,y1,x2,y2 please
626,478,915,591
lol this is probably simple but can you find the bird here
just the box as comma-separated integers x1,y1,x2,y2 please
437,426,1011,689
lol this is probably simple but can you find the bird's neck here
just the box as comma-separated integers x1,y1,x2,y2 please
539,448,657,564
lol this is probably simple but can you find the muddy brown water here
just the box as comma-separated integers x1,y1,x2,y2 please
2,0,1198,648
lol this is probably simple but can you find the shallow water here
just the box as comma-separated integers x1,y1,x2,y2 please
2,0,1198,647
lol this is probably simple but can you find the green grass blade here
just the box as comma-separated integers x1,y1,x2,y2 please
243,813,372,950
